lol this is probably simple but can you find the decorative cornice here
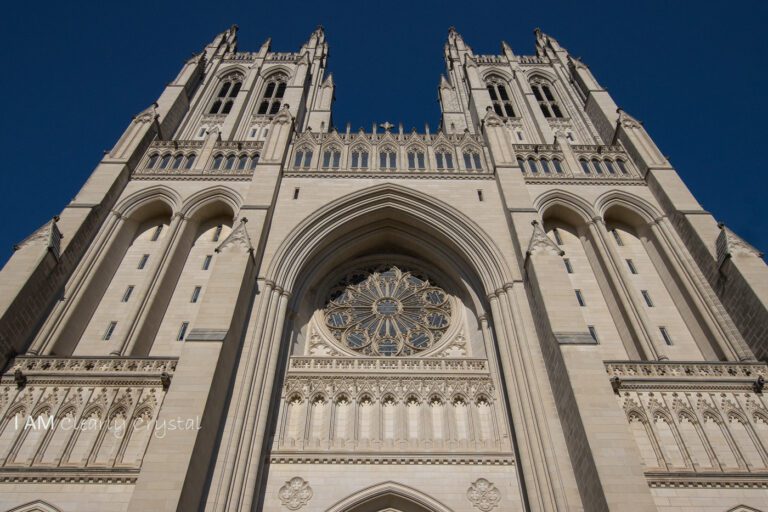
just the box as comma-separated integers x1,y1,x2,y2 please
0,469,138,485
3,356,177,387
283,171,495,180
269,453,514,465
605,361,767,392
645,471,768,489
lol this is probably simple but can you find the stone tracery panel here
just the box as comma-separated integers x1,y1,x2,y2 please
0,356,174,483
608,361,768,487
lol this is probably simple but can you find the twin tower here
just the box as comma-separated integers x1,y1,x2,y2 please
0,25,767,512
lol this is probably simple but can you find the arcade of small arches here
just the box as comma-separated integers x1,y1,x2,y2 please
292,144,485,173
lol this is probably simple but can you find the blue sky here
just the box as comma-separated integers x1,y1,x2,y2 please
0,0,766,266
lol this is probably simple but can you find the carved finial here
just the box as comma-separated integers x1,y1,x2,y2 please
526,220,564,258
379,121,394,132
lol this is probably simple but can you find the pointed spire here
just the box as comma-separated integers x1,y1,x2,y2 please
717,223,763,267
439,74,453,90
322,73,334,87
304,25,325,48
446,26,472,52
216,218,253,254
526,221,564,258
259,37,272,55
501,40,515,59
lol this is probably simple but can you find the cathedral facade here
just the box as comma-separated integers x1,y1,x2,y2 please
0,25,767,512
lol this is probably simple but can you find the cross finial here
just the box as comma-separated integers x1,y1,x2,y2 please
379,121,394,132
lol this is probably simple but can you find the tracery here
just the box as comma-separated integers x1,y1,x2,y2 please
323,266,451,356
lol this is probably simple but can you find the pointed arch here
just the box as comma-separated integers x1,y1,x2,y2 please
594,190,661,225
113,185,181,220
215,65,248,80
178,186,242,220
6,500,63,512
266,183,513,295
326,481,454,512
534,189,595,226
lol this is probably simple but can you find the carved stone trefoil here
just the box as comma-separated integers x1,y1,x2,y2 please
278,477,313,510
467,478,501,511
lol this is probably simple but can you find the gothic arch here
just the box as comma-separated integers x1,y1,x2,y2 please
266,183,514,296
5,500,62,512
481,69,514,82
595,190,661,226
113,185,180,220
534,189,595,226
178,186,241,220
215,65,247,80
260,65,293,81
325,481,454,512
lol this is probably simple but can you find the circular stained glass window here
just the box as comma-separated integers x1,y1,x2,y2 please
323,266,451,357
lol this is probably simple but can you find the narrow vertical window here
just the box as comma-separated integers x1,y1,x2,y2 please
527,158,538,174
293,188,300,200
150,225,163,241
552,159,564,174
605,160,617,175
212,154,223,169
641,290,654,307
626,259,637,274
103,321,117,341
138,254,149,269
184,154,196,169
588,325,599,343
202,255,212,270
617,160,629,175
477,190,484,202
564,258,573,274
575,289,586,307
147,154,159,168
659,327,673,346
213,225,223,242
540,158,551,174
121,286,134,303
611,229,624,246
552,228,563,245
580,159,591,174
591,158,604,175
177,322,189,341
191,286,202,303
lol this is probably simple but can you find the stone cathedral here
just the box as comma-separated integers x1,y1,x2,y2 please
1,24,768,512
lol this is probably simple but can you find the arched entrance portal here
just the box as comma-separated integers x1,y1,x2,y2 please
326,482,454,512
211,184,556,511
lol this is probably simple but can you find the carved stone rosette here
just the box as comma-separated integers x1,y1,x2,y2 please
467,478,501,511
278,476,313,510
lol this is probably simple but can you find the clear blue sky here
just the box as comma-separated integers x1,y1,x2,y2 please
0,0,766,267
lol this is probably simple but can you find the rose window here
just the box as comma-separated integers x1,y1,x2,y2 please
323,266,452,356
